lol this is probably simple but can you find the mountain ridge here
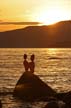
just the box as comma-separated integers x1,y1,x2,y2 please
0,20,71,48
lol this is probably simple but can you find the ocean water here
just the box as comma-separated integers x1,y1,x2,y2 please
0,48,71,108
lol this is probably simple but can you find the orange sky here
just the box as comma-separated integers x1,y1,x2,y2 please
0,0,71,25
0,0,71,22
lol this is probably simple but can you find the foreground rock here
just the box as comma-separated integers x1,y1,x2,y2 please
44,101,61,108
13,72,56,101
44,100,71,108
0,100,2,108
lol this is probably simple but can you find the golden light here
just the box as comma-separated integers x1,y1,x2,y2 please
34,8,70,25
47,48,58,55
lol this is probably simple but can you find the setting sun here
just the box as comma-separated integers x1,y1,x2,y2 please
0,0,71,31
33,7,70,25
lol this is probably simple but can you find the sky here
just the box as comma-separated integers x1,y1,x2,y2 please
0,0,71,25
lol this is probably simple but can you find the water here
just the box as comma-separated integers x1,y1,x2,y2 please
0,48,71,108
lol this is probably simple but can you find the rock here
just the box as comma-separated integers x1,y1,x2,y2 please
54,91,71,108
13,72,56,101
44,100,65,108
64,103,71,108
62,91,71,108
0,100,2,108
63,91,71,104
44,101,59,108
55,91,71,104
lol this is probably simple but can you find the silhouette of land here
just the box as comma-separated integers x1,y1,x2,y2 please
0,20,71,48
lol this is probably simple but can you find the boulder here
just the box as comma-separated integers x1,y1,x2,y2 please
13,72,56,101
55,91,71,104
44,101,59,108
0,100,2,108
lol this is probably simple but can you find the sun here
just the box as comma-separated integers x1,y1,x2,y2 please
34,8,70,25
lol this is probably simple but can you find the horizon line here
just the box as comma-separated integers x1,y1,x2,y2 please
0,20,71,26
0,22,41,25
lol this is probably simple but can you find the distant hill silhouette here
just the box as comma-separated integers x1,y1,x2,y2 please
0,20,71,48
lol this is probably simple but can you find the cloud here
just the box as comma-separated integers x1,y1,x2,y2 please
0,20,3,22
0,22,40,25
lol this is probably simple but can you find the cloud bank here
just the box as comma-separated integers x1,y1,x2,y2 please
0,22,40,25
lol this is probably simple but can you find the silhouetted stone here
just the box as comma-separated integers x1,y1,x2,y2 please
63,91,71,104
44,100,65,108
13,72,56,101
44,101,59,108
0,100,2,108
55,91,71,104
55,91,71,108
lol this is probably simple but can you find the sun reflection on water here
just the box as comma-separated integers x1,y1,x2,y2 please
47,48,59,55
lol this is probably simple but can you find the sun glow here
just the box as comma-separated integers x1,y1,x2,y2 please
47,48,58,54
34,8,70,25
